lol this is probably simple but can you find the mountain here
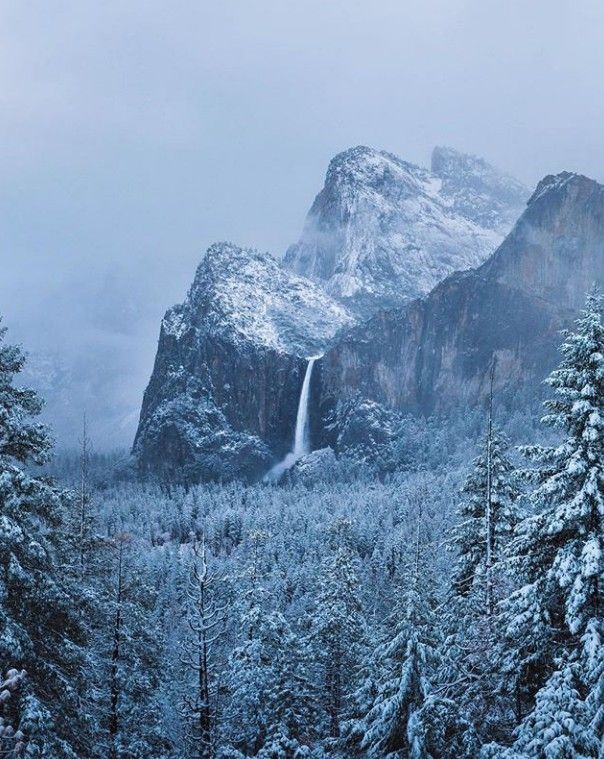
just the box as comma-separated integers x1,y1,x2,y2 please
284,145,528,315
317,171,604,427
431,146,530,231
134,148,572,485
133,242,352,482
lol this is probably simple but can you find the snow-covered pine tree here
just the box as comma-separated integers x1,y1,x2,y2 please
0,322,92,756
496,289,604,742
449,428,519,604
310,521,366,738
92,532,173,758
359,581,437,758
512,662,599,758
440,420,520,742
358,502,479,759
70,413,100,581
222,596,315,756
0,668,27,756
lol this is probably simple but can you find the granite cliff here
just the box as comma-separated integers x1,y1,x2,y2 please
134,150,604,483
284,145,528,315
133,242,351,482
317,172,604,429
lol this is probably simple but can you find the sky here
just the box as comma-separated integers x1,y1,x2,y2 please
2,0,604,448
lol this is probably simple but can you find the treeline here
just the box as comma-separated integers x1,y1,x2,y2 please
0,293,603,757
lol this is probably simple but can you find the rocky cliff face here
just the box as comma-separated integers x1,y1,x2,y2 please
318,172,604,427
133,242,352,482
284,145,528,315
135,149,598,485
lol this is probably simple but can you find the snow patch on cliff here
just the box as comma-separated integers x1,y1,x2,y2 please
185,242,354,357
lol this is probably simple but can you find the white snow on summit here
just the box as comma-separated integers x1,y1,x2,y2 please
167,242,354,357
285,145,529,314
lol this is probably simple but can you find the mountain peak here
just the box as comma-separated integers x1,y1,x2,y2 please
324,145,426,194
480,171,604,313
431,145,490,174
284,145,529,314
185,241,353,357
527,171,599,206
431,145,529,230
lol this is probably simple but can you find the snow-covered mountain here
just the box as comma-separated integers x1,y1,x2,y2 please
284,145,529,314
133,242,351,482
135,146,532,483
178,241,353,357
319,171,604,422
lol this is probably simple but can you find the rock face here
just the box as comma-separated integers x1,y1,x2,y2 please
135,149,599,485
284,145,528,315
317,172,604,427
133,242,352,482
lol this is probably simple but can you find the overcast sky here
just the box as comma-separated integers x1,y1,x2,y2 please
2,0,604,447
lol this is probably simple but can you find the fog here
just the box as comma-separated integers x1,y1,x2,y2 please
2,0,604,448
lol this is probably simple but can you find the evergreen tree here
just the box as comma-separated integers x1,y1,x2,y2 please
512,663,599,758
310,523,366,738
492,289,604,751
92,534,172,758
360,583,436,757
356,498,479,759
223,596,315,756
450,428,519,603
0,323,92,756
441,424,520,742
0,668,27,756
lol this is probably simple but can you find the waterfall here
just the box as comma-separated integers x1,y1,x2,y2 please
265,357,319,481
293,357,316,458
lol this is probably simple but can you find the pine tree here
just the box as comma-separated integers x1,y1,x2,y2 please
310,522,366,738
441,419,520,741
494,289,604,747
92,533,172,758
512,663,599,758
0,323,92,756
450,428,519,604
0,668,27,756
356,498,479,759
223,597,315,756
71,413,99,581
360,583,436,758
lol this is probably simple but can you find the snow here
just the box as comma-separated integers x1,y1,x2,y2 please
181,243,354,357
284,145,529,313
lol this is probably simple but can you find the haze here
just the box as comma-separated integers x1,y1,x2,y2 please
2,0,603,448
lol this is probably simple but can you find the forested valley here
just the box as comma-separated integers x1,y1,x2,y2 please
2,292,603,757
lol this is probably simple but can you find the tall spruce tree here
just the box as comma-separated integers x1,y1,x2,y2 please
222,596,315,757
494,289,604,750
0,323,92,756
449,428,519,603
180,537,226,758
441,424,520,742
91,533,172,758
310,522,366,739
357,502,479,758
